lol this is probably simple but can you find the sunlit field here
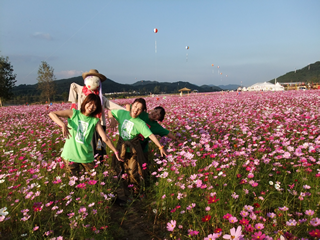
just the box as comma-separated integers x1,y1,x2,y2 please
1,91,320,239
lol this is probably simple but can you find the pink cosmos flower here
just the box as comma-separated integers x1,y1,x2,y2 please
188,229,199,236
204,233,221,240
231,192,239,199
250,182,258,187
78,206,87,214
21,215,31,221
247,173,254,178
286,219,297,226
240,211,249,217
229,216,238,223
56,209,63,215
305,209,315,216
278,206,289,211
196,179,202,188
142,163,147,170
166,220,176,231
243,205,254,212
249,213,257,220
310,218,320,227
223,226,244,240
267,212,276,218
255,223,264,230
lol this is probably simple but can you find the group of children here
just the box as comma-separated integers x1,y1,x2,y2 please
49,70,181,204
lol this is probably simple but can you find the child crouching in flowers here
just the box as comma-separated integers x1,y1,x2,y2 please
49,94,123,176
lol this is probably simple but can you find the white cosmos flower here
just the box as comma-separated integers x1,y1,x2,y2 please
0,207,9,216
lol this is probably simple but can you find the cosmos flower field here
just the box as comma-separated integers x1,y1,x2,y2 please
1,90,320,239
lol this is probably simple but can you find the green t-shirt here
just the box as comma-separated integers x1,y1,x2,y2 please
61,109,99,163
138,111,169,152
111,109,153,141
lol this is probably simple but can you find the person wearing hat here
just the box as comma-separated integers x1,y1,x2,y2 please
68,69,125,160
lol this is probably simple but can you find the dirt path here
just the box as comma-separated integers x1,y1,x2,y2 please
109,190,163,240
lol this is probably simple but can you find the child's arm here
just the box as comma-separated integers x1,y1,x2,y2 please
148,134,167,157
49,110,73,138
96,122,123,162
167,132,183,144
107,110,119,131
125,104,131,111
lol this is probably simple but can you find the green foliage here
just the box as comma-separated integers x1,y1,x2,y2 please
154,85,161,94
37,61,56,102
270,61,320,83
0,54,17,106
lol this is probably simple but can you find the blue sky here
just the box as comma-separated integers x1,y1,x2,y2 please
1,0,319,87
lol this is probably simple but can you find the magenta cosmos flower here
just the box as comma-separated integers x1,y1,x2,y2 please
87,180,97,185
252,231,266,240
76,183,86,189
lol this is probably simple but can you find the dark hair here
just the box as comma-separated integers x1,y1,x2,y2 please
154,106,166,122
80,94,102,117
132,98,147,112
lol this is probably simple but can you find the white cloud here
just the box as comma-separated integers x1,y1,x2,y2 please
56,70,82,79
32,32,53,40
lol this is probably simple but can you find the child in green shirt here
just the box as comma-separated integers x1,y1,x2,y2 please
49,94,123,176
109,98,167,200
125,104,182,155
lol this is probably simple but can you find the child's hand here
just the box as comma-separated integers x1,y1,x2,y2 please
108,117,118,132
176,139,184,144
61,124,71,139
114,151,124,162
159,148,167,157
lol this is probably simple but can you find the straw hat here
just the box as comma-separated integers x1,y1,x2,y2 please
82,69,107,82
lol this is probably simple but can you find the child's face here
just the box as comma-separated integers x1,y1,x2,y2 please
85,101,97,115
149,109,161,121
131,102,144,118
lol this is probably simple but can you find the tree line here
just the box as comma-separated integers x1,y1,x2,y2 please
1,52,56,106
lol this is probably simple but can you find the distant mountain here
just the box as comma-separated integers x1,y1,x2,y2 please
200,85,223,91
270,61,320,83
10,77,222,104
217,84,241,90
131,80,159,86
133,80,222,93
